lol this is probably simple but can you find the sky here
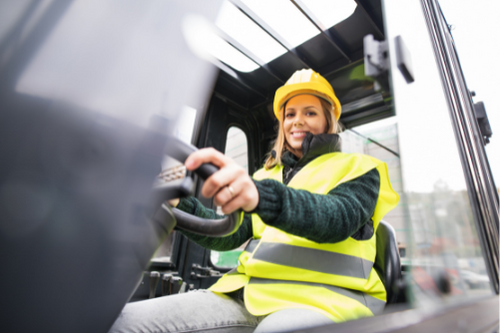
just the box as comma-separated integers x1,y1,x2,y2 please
438,0,500,188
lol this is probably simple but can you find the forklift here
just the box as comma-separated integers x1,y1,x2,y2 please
0,0,497,332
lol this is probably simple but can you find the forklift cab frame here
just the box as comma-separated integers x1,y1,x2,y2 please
135,0,500,330
0,0,498,332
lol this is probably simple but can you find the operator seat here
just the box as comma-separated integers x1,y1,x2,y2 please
374,220,402,304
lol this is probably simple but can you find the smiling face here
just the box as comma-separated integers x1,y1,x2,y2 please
283,94,327,158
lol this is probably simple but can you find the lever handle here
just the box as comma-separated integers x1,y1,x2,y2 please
149,271,160,299
161,274,172,296
170,277,183,294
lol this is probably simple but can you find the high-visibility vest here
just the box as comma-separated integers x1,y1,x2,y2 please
209,152,399,323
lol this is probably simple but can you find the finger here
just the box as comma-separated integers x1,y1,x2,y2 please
213,183,237,207
220,194,247,215
201,164,243,198
168,198,180,207
220,177,259,214
184,148,232,171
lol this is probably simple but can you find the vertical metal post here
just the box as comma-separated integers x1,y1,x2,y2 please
420,0,499,293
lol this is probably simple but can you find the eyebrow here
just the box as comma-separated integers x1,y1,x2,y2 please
286,105,319,111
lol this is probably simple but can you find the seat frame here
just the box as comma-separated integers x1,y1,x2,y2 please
374,220,402,304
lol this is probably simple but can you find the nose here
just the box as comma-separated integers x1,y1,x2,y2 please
293,113,305,126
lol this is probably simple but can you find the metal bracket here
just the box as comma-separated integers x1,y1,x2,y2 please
364,34,389,75
473,101,493,145
364,34,390,92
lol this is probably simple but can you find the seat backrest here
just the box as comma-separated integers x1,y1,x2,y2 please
374,220,402,304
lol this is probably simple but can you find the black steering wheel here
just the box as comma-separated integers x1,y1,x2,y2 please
152,136,243,237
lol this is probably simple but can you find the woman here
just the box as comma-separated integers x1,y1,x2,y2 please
110,69,399,333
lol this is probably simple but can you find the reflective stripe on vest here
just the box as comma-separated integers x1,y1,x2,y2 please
244,238,260,254
252,242,374,279
210,152,399,322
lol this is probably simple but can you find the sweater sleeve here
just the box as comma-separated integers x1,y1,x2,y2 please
253,168,380,244
174,197,253,251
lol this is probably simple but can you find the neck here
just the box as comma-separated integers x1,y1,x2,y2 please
285,142,303,159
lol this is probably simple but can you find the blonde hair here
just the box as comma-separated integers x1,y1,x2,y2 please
264,97,341,169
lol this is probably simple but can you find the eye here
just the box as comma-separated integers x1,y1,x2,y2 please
306,111,317,116
285,112,295,118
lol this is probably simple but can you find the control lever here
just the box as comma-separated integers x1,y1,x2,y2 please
149,271,160,299
190,263,221,279
160,275,183,295
161,274,172,296
170,277,183,294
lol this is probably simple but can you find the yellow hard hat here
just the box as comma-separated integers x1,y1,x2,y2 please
273,69,341,120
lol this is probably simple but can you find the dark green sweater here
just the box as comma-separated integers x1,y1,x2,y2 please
178,134,380,250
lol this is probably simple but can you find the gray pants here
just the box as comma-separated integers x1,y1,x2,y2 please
109,290,333,333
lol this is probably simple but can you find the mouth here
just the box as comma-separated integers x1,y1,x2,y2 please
290,131,308,138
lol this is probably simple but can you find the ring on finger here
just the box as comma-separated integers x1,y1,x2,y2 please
227,185,235,198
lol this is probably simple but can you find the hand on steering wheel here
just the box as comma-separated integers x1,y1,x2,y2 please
185,148,259,214
157,137,247,236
